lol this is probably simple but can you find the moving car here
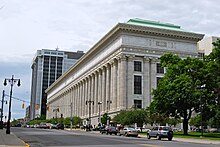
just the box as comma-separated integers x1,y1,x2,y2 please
147,126,173,141
119,127,138,137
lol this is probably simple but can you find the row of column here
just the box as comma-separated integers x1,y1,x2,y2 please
47,54,158,122
53,55,127,119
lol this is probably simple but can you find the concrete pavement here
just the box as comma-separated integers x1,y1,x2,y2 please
0,128,28,147
89,130,220,145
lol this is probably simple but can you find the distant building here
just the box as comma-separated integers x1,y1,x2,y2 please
46,18,204,126
25,105,30,122
198,36,220,56
30,49,84,120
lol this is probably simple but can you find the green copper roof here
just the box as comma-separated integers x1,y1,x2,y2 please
127,18,185,32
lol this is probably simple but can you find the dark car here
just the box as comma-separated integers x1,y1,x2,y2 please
147,126,173,141
100,126,118,135
56,123,64,130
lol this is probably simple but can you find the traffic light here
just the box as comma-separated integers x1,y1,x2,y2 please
22,103,24,109
36,105,39,110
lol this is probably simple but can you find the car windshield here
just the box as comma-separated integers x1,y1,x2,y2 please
161,127,171,131
128,128,135,130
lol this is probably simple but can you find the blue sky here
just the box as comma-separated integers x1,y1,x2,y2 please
0,0,220,120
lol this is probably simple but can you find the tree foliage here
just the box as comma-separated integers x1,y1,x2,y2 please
112,109,147,127
151,53,211,135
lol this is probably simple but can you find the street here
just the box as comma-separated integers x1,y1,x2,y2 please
12,127,218,147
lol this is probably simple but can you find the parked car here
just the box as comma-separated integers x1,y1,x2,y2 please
100,126,118,135
39,123,50,129
50,124,57,129
119,127,138,137
135,127,141,132
147,126,173,141
56,123,64,130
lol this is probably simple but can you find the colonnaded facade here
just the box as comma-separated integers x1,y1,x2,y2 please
46,18,204,126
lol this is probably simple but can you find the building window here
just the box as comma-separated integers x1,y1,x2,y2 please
198,52,205,59
134,100,142,109
134,61,142,72
157,63,164,74
134,75,142,94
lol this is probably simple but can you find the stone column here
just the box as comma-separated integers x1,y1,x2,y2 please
119,54,127,109
74,84,77,116
91,74,95,115
98,69,102,112
143,57,150,107
105,64,110,112
78,83,81,116
83,80,86,117
127,55,134,108
110,61,114,111
150,58,157,103
112,59,117,110
94,71,98,114
101,66,106,112
86,77,90,117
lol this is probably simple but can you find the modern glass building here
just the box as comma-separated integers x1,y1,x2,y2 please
30,49,84,120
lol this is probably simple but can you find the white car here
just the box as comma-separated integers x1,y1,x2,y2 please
119,127,138,137
147,126,173,141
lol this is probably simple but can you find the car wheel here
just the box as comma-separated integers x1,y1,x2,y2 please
157,135,161,140
125,133,128,137
147,134,151,139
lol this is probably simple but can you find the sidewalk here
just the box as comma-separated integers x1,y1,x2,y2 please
89,130,220,145
173,137,220,145
0,129,28,147
137,133,220,145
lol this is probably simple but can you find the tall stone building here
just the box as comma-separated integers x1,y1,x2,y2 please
46,19,204,126
30,49,84,120
198,36,220,56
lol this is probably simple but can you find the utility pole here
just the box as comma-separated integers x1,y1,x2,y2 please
86,100,94,131
0,90,5,129
4,75,21,134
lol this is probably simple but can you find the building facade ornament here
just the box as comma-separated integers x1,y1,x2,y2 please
46,19,204,126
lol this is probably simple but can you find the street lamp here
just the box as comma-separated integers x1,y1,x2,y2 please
200,84,206,137
86,100,94,131
3,75,21,134
98,102,102,124
0,90,7,129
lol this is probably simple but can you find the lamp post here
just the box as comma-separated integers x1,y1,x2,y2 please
3,75,21,134
200,84,206,137
86,100,94,131
106,100,112,125
98,102,102,124
0,90,7,129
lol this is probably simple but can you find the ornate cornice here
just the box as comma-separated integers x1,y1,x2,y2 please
117,23,204,42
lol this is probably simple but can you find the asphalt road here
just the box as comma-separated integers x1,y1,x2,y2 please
12,127,218,147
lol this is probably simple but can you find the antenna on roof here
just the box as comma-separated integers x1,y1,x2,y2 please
55,46,59,51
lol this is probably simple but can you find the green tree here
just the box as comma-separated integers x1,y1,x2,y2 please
11,119,19,126
205,39,220,128
112,109,147,127
151,53,209,135
101,113,109,125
